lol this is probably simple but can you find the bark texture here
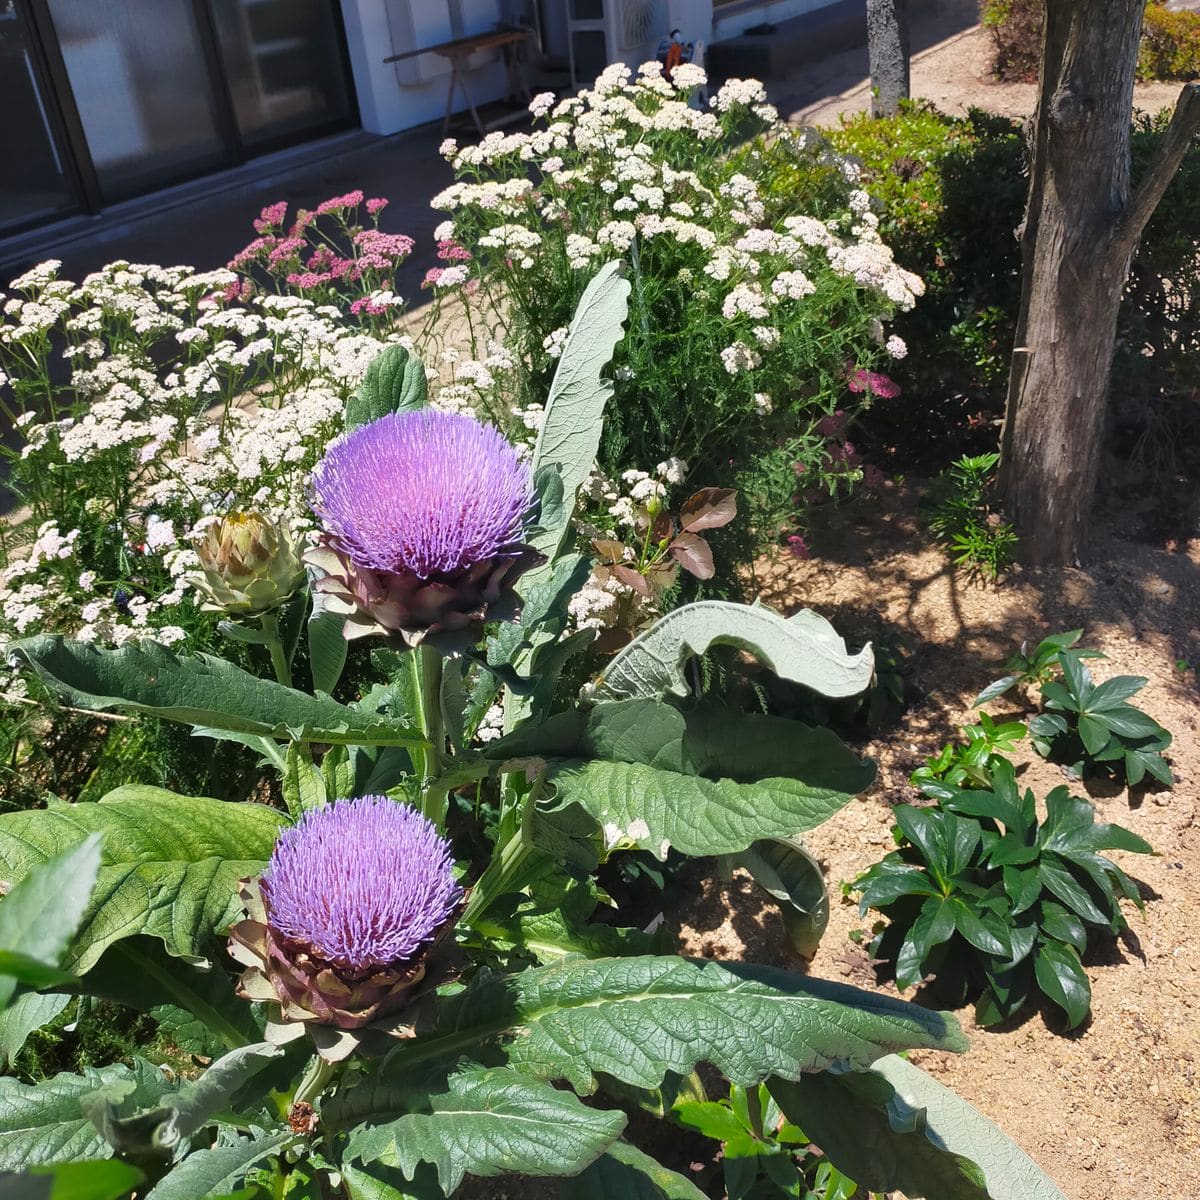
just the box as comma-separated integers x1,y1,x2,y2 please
867,0,910,118
999,0,1200,565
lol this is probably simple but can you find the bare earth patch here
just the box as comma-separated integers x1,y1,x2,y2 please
671,483,1200,1200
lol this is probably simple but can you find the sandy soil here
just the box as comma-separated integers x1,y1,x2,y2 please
673,479,1200,1200
774,11,1186,128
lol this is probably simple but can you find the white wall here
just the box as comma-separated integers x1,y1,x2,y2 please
712,0,838,41
341,0,511,135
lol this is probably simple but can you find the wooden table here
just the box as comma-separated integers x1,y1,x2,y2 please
384,28,533,138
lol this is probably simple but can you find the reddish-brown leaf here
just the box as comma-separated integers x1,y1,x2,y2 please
680,488,738,533
612,564,653,597
591,539,627,565
669,532,715,579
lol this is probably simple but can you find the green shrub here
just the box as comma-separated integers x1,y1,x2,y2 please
925,452,1018,580
856,758,1153,1028
980,0,1043,81
1139,3,1200,79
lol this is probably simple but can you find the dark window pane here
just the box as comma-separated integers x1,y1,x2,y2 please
210,0,351,146
0,2,76,233
46,0,227,200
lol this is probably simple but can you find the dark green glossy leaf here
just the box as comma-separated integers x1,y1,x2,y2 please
949,898,1008,956
144,1132,290,1200
572,1140,708,1199
895,896,955,991
736,839,830,959
1037,856,1110,926
972,675,1021,707
857,861,940,910
1085,675,1148,712
1033,940,1090,1028
1038,902,1087,955
1001,865,1042,915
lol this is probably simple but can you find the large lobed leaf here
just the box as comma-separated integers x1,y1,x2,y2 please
491,699,874,858
0,1060,171,1170
594,602,875,702
346,1067,626,1194
144,1132,290,1200
10,635,425,747
0,787,284,972
366,956,966,1101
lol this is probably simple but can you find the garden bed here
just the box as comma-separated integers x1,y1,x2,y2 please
670,483,1199,1200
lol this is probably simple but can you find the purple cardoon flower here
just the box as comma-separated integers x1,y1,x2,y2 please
306,409,543,642
228,797,463,1046
263,796,462,972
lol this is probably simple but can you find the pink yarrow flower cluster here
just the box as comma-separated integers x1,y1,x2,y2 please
848,368,901,399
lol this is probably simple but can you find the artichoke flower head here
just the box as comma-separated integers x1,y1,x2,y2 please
305,409,543,644
229,795,463,1062
190,511,305,615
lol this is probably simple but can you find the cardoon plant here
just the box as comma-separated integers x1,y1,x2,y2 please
228,795,462,1060
306,409,542,644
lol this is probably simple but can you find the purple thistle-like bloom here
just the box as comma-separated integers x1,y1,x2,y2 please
306,409,543,642
262,796,462,973
312,410,532,577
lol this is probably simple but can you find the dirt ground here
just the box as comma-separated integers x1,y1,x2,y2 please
673,475,1200,1200
776,8,1186,127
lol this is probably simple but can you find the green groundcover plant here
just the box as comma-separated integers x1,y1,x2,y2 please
856,760,1153,1030
0,266,1067,1199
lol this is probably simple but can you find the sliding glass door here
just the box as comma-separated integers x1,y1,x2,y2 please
0,0,355,238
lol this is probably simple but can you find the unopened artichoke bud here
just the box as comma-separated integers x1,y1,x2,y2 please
306,409,543,645
190,511,305,615
228,796,463,1061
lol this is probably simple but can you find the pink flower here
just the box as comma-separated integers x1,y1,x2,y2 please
350,296,390,316
290,209,313,237
222,279,254,303
253,201,288,233
793,460,807,477
366,197,389,216
786,534,810,560
848,368,901,399
436,238,472,263
317,190,364,215
267,237,305,268
422,267,444,289
826,441,860,468
228,236,275,270
286,271,332,289
354,229,415,261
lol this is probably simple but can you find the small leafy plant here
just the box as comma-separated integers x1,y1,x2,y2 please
910,711,1028,793
971,628,1102,706
926,453,1018,580
1030,652,1174,787
856,759,1153,1028
974,631,1174,788
673,1082,878,1199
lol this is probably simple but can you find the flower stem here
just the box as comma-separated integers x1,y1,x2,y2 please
259,610,292,688
461,773,547,929
416,643,447,824
292,1055,338,1110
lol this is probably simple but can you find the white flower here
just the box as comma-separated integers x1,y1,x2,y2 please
542,326,569,359
886,334,908,359
656,457,688,485
753,392,773,414
720,342,761,376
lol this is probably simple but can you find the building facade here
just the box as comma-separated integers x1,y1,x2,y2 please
1,0,834,246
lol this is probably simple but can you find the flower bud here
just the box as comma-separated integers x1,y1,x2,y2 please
189,512,305,615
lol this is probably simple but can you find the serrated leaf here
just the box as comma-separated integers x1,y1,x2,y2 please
345,343,428,430
1034,940,1091,1028
383,956,967,1096
0,835,102,1011
346,1068,624,1193
573,1139,708,1199
594,602,873,702
494,699,873,858
0,788,283,973
10,636,425,748
307,595,349,696
144,1132,290,1200
0,1061,171,1169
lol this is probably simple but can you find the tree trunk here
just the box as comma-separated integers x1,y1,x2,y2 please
866,0,910,118
999,0,1200,565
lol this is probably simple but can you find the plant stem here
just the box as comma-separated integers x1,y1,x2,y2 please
292,1055,338,1110
259,610,292,688
416,642,447,825
461,773,547,929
